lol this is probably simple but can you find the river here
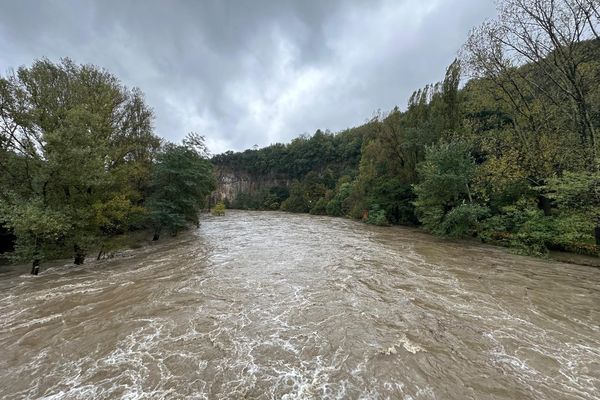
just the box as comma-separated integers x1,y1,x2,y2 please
0,211,598,399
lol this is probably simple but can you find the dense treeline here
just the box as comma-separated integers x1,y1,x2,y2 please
214,0,600,255
212,125,367,210
213,127,365,179
0,59,215,273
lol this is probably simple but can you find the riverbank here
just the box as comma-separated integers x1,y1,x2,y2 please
0,228,172,275
4,210,599,272
225,208,600,268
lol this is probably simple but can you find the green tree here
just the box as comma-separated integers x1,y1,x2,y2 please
148,140,215,240
0,58,159,271
414,141,487,236
366,204,389,226
326,181,353,217
0,199,71,273
280,181,310,213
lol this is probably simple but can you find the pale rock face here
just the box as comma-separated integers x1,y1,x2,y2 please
210,167,289,204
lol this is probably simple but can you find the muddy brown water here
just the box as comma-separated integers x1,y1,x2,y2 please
0,211,599,399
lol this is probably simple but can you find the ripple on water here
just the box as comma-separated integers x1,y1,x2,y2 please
0,210,598,399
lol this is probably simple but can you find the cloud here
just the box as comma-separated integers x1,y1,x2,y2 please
0,0,495,154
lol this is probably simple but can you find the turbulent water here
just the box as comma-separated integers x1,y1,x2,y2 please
0,211,599,400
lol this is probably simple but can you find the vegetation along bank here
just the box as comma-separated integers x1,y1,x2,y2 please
211,0,600,257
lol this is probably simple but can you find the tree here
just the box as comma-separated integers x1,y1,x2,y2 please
280,181,310,213
183,132,211,159
0,58,159,270
414,141,487,236
0,199,71,274
326,181,353,217
463,0,600,158
440,59,463,133
148,141,215,240
463,0,600,243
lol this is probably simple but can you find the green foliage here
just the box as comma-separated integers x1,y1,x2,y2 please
231,192,261,210
212,127,364,180
212,201,226,216
414,141,479,235
281,181,310,213
280,172,328,213
366,204,389,226
366,178,417,225
0,58,160,264
262,187,287,210
0,59,216,267
485,171,600,255
326,182,353,217
548,212,597,255
230,186,289,210
481,198,597,255
93,194,147,235
0,199,71,262
148,143,215,237
439,203,489,238
545,170,600,211
309,197,329,215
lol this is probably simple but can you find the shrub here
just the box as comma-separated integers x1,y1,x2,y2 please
366,204,389,226
310,198,328,215
438,203,489,238
212,201,226,216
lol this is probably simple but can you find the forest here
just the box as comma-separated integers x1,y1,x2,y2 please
213,0,600,256
0,60,216,273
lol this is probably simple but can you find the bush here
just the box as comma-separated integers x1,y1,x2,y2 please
310,198,328,215
480,198,597,255
480,199,552,255
414,141,476,231
231,192,260,209
326,182,352,216
366,204,389,226
212,201,226,216
280,181,310,213
438,203,489,238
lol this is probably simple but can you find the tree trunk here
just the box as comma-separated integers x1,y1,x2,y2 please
73,245,85,265
96,245,104,261
152,225,162,241
538,195,552,216
595,217,600,246
30,259,40,275
465,182,473,203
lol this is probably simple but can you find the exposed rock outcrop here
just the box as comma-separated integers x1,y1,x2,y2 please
210,167,289,205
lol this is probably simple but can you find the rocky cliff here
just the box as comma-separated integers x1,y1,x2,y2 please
210,167,289,204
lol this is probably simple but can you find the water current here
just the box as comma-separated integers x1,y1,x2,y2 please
0,211,598,399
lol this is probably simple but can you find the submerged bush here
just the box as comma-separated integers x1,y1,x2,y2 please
212,201,226,216
480,198,597,256
438,203,489,238
366,204,389,226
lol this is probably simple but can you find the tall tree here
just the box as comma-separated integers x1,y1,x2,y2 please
0,58,159,271
463,0,600,157
148,136,216,240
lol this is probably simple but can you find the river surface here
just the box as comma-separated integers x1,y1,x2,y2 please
0,211,599,399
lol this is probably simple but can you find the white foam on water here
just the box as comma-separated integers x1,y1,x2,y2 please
380,334,425,356
1,211,599,399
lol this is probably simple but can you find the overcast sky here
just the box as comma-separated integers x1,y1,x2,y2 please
0,0,495,154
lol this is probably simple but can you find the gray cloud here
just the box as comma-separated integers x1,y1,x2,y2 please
0,0,495,153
